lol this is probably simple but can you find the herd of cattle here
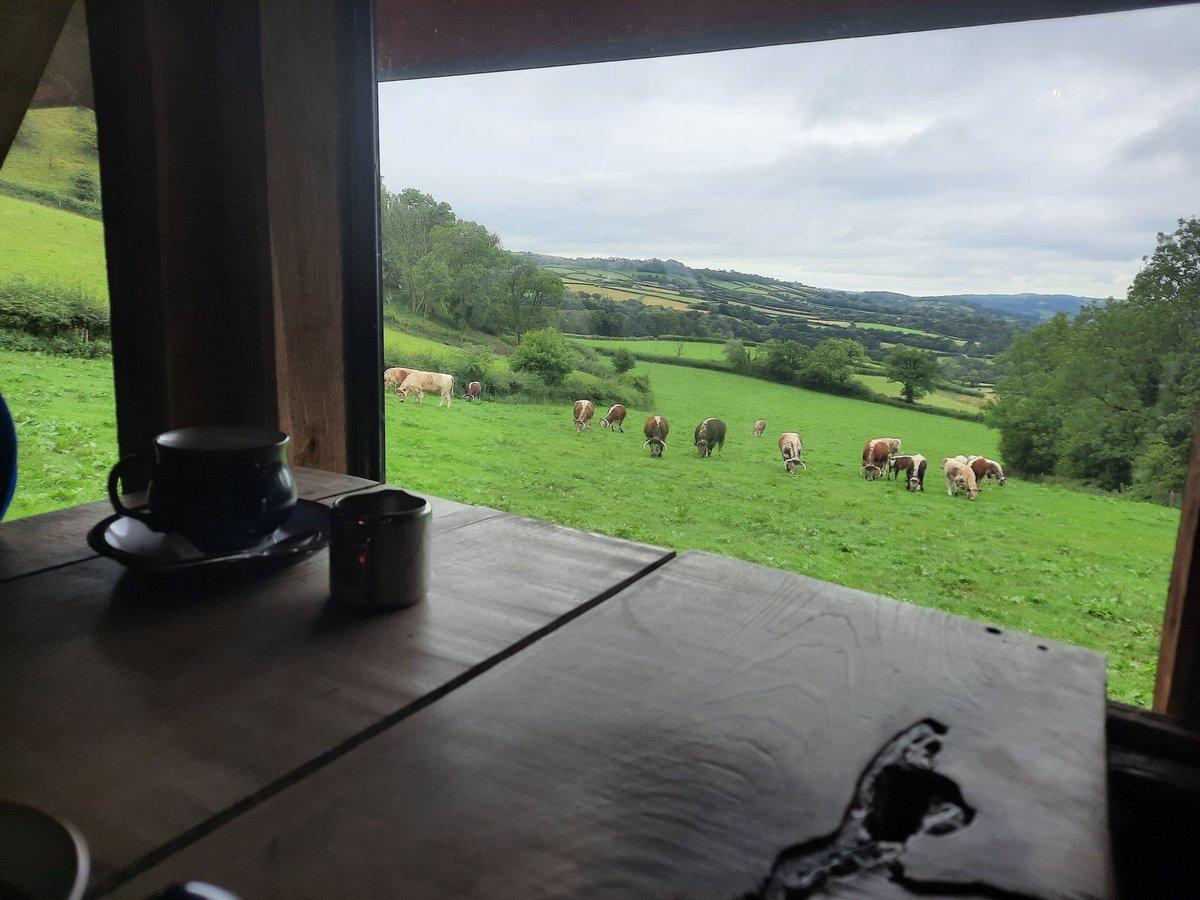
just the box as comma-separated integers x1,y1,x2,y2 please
861,437,1006,499
383,366,1005,497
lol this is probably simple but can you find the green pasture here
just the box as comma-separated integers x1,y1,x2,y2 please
855,373,987,413
570,337,730,362
0,350,118,518
384,359,1176,706
853,321,952,340
2,348,1178,706
2,108,98,196
0,195,109,297
384,326,469,360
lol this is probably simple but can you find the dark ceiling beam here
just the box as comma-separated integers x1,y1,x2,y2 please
376,0,1195,81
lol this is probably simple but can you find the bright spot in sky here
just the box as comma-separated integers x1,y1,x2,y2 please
1051,88,1063,98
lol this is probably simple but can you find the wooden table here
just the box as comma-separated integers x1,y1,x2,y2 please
0,470,1113,899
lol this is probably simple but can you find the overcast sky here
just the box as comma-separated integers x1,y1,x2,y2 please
378,5,1200,300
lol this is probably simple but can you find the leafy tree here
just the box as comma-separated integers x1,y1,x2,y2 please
988,217,1200,500
885,347,939,403
611,348,636,374
590,309,624,336
724,339,750,373
509,328,575,385
756,339,807,382
800,338,866,389
502,262,565,344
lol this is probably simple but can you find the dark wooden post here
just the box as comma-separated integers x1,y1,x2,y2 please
0,0,74,166
1154,406,1200,724
86,0,382,481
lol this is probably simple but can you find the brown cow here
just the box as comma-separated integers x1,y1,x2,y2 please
752,419,766,438
968,455,1006,486
600,404,626,432
573,400,595,433
464,381,482,402
943,457,979,500
862,437,900,481
889,453,927,491
643,415,669,457
779,433,806,474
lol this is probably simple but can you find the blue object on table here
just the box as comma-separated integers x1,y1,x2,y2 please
0,392,16,522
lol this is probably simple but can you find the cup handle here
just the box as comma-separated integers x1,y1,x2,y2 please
107,456,155,523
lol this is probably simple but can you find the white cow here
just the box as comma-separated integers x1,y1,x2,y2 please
398,370,455,408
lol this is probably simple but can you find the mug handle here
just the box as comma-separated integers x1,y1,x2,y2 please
107,456,155,523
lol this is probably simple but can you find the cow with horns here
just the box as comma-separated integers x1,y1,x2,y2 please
779,433,806,474
573,400,595,433
752,419,766,438
600,404,627,432
889,453,928,491
943,457,980,500
861,437,900,481
464,381,482,402
968,455,1006,486
694,418,727,458
643,416,669,458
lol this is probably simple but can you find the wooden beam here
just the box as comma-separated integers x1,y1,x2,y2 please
1154,406,1200,723
375,0,1196,81
86,0,381,481
0,0,74,166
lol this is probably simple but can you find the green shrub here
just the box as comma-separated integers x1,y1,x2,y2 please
509,328,576,385
0,277,109,348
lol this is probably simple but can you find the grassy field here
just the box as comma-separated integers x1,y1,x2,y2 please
380,358,1177,706
856,373,988,413
571,337,731,362
2,108,98,196
1,350,118,518
2,347,1178,706
0,195,109,297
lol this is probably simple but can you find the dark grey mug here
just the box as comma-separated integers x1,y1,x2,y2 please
329,489,431,609
107,426,297,553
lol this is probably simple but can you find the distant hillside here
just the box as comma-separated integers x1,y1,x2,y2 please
525,253,1094,323
521,252,1092,359
922,293,1099,318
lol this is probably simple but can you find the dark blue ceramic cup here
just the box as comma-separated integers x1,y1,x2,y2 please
107,426,297,553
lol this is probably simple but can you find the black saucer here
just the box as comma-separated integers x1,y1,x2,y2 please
87,498,331,572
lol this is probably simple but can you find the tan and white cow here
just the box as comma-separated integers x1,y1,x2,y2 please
942,457,979,500
383,367,412,398
779,433,806,474
398,370,455,407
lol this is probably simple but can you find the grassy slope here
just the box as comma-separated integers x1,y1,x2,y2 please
0,195,109,297
2,108,98,195
384,359,1177,706
1,350,118,518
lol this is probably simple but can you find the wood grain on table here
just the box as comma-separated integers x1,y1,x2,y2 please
0,498,672,895
116,550,1111,900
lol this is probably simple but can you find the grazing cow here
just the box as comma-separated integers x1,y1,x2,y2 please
968,455,1006,486
779,433,806,474
398,370,455,407
943,457,979,500
600,404,627,432
383,367,412,397
861,437,900,481
573,400,595,433
752,419,766,438
464,381,483,402
694,418,727,458
890,453,928,491
643,416,669,458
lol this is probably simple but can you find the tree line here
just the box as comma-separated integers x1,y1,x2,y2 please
988,217,1199,503
380,185,563,343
